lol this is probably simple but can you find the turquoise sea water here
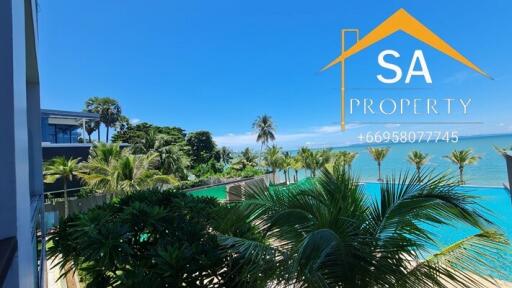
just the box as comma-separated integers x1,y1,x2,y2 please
363,182,512,281
290,134,512,186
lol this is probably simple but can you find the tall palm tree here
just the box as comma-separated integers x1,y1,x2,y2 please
333,150,358,170
444,149,481,184
296,146,311,175
408,150,430,175
85,97,102,142
368,147,390,181
253,115,276,160
97,97,122,142
84,120,98,143
220,166,509,287
263,144,283,183
281,151,293,184
43,157,80,217
291,156,303,183
304,149,331,177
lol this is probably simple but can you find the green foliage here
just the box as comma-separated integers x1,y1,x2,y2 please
112,124,191,179
252,114,276,148
48,190,227,287
408,150,430,174
217,146,233,166
79,143,177,195
298,147,331,177
85,97,123,142
263,144,283,183
186,131,218,168
43,156,81,217
112,122,186,147
131,130,191,179
368,146,390,181
231,148,258,171
221,166,510,287
191,159,223,178
222,166,264,178
444,149,481,184
332,150,358,170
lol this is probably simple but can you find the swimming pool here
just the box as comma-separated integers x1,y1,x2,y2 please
188,185,227,200
362,182,512,281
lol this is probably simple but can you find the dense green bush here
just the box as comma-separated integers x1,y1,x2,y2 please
222,166,265,178
48,190,228,287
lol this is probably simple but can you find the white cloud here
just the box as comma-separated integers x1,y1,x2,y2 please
384,123,401,128
130,118,141,124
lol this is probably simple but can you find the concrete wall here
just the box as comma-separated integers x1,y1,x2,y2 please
0,0,41,286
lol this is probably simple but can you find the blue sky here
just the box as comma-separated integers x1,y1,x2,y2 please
39,0,512,150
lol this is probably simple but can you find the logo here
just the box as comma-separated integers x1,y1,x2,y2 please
322,8,491,131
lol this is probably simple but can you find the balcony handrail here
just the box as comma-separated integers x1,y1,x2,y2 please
0,237,17,287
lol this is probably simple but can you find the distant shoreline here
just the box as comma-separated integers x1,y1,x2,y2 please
287,132,512,152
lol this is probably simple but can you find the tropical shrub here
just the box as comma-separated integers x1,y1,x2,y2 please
79,143,177,196
49,190,225,287
231,148,258,171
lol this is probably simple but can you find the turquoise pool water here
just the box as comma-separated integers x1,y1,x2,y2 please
188,185,227,200
362,182,512,280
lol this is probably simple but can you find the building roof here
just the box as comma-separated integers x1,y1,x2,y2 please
41,109,99,120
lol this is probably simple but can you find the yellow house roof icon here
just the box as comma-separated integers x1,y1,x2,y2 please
322,8,491,131
322,8,491,79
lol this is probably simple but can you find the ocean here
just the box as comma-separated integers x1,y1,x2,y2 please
289,134,512,186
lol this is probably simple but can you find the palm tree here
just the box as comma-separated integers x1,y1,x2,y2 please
253,115,276,160
85,97,102,142
84,120,98,143
296,146,311,175
43,157,80,217
97,97,122,142
79,146,176,197
263,145,283,183
281,151,293,184
303,149,331,177
132,129,159,154
220,166,509,287
368,147,390,181
408,150,429,175
291,156,303,183
444,149,481,184
89,142,122,164
232,148,258,171
218,146,233,166
153,134,190,179
333,151,358,170
115,115,130,132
